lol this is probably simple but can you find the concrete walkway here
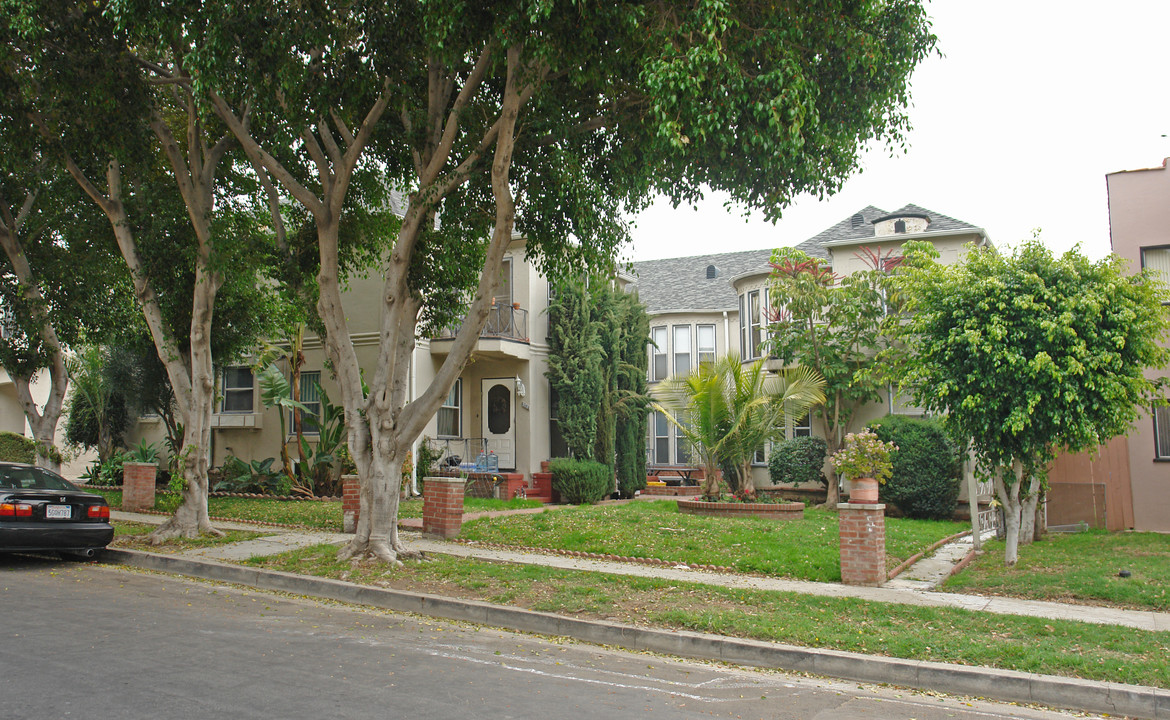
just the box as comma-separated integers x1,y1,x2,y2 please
109,509,1170,633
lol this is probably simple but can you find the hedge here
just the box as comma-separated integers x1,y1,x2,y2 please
767,436,827,488
549,457,611,504
0,431,36,464
869,415,961,520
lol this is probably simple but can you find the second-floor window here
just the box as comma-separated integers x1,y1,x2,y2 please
740,289,766,360
221,367,254,413
650,326,668,381
1142,247,1170,303
438,379,462,438
673,325,691,377
697,324,716,366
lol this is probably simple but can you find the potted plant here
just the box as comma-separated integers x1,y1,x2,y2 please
829,429,897,503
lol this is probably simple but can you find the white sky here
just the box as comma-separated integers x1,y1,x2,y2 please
622,0,1170,263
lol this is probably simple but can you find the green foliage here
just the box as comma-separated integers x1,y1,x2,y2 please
547,277,651,498
546,278,603,459
653,354,825,498
0,431,36,463
549,457,611,505
415,437,444,486
125,438,159,464
900,238,1170,475
63,345,132,461
768,247,900,505
768,436,828,488
869,415,961,519
80,452,126,487
214,456,292,496
614,290,651,497
829,428,898,484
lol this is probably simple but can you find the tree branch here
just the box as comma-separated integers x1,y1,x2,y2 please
207,91,326,217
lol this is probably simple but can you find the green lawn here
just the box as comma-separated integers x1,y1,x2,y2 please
459,500,966,582
246,546,1170,689
945,530,1170,612
92,489,540,530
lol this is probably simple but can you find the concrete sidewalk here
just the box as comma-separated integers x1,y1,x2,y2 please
104,509,1170,719
110,509,1169,633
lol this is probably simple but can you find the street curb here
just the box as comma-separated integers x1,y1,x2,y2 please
101,548,1167,720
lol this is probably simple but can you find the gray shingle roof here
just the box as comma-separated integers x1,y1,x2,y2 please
630,204,981,314
630,249,773,314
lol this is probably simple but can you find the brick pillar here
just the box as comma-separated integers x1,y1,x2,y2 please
342,475,360,533
839,502,887,586
423,476,464,539
122,462,156,512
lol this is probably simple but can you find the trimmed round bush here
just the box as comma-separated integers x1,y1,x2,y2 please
869,415,961,520
0,431,36,464
549,457,611,504
768,436,827,487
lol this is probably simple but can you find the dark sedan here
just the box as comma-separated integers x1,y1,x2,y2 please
0,462,114,559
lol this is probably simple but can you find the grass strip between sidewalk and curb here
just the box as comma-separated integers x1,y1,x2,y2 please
239,544,1170,691
101,545,1169,720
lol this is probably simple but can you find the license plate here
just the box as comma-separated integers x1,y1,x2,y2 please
45,505,71,519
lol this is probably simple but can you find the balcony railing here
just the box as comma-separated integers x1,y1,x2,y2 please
435,304,529,343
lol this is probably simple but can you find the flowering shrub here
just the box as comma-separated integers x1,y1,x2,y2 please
830,429,897,483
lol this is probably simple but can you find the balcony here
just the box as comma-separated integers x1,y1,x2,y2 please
430,304,530,359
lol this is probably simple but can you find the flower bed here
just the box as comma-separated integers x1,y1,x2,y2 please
677,497,804,520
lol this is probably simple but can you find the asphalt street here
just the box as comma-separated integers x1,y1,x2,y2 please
1,554,1107,720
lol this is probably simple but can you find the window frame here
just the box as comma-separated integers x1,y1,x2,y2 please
672,324,692,378
1140,245,1170,305
1154,403,1170,461
650,326,668,382
696,323,716,366
437,378,463,438
220,366,255,414
741,289,765,360
651,410,670,464
289,371,322,436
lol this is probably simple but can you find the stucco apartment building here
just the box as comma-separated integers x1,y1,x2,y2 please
1093,158,1170,532
630,204,989,491
10,203,987,496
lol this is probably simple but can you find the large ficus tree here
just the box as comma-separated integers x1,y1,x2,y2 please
899,239,1169,566
0,135,131,470
2,1,280,539
96,0,933,561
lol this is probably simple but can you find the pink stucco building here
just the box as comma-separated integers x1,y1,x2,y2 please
1104,157,1170,532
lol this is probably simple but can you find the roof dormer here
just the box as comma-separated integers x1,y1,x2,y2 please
872,212,931,237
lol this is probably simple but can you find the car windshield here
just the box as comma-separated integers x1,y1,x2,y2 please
0,466,79,491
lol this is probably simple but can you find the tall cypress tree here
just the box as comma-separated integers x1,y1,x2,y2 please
614,290,650,496
545,278,602,459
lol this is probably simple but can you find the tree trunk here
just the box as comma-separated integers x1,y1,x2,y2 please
995,460,1026,566
702,461,720,500
149,258,222,541
1033,490,1047,542
739,460,756,497
337,407,416,563
1019,473,1040,546
0,211,70,474
819,414,841,509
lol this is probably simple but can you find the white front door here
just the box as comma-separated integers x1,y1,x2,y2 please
481,377,516,470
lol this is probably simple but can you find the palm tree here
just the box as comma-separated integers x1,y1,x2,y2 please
652,355,825,499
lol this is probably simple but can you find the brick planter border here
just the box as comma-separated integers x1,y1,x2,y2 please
641,485,702,497
677,498,804,520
